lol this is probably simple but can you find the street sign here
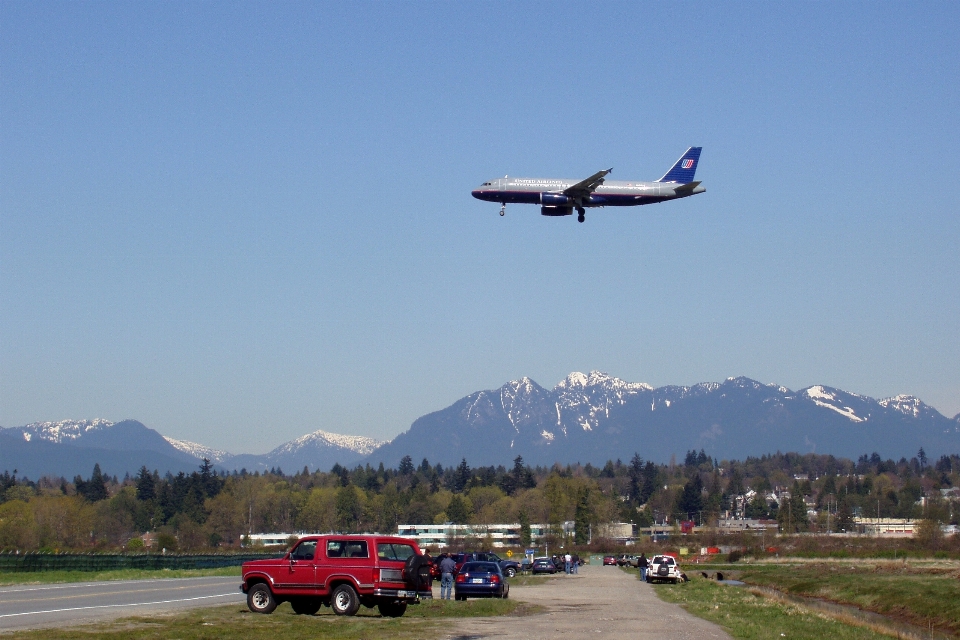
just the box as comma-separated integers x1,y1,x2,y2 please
506,549,513,557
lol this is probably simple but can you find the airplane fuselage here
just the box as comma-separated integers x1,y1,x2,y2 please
471,177,705,208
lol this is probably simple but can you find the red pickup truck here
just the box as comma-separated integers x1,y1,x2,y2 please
241,534,432,617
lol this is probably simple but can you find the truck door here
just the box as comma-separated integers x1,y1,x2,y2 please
284,539,318,593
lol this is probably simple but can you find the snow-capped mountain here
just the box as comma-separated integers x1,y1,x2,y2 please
367,372,960,467
164,437,231,464
4,373,957,479
0,419,205,479
166,429,386,474
1,419,386,479
13,419,116,443
270,430,383,457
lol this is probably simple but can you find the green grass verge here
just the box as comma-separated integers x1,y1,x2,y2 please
730,563,960,636
5,595,532,639
0,566,240,586
651,578,889,640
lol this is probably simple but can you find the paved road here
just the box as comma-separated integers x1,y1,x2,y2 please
0,576,244,631
445,564,731,640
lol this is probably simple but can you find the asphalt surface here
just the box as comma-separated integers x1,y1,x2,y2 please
0,576,244,632
444,563,732,640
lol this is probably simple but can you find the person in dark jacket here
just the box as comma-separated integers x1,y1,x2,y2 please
638,553,649,582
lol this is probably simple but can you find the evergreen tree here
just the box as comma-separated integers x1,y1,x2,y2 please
574,489,591,544
135,466,155,502
399,455,415,476
77,463,108,502
628,454,644,503
447,494,470,524
518,509,532,547
727,469,745,496
676,475,704,520
639,461,658,504
777,482,809,532
454,458,471,493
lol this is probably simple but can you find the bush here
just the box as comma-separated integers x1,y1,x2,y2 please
126,537,144,550
156,532,178,552
727,550,741,563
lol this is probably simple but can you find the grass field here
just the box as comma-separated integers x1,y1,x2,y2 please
651,577,892,640
0,566,240,586
728,562,960,636
3,596,532,640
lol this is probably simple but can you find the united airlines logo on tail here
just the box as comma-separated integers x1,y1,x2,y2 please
681,159,695,169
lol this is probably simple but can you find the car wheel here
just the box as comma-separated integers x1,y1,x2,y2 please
246,583,277,614
377,601,408,617
502,585,509,599
290,597,322,615
331,584,360,616
505,567,517,578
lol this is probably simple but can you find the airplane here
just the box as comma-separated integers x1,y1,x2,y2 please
471,147,704,223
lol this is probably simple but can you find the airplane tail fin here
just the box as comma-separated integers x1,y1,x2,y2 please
656,147,702,183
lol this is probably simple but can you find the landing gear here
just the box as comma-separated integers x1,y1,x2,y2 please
576,206,585,223
499,203,505,216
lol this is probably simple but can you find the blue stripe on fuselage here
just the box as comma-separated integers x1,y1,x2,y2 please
471,189,677,207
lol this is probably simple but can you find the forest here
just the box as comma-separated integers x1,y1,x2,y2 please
0,449,957,553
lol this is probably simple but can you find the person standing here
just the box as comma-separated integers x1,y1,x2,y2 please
571,553,579,574
564,552,572,574
638,553,649,582
439,553,457,600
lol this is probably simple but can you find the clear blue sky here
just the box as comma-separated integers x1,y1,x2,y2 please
3,2,958,454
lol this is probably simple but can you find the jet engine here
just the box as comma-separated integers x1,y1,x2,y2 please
540,192,572,206
540,205,573,216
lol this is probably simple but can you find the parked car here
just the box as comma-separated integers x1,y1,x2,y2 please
454,561,509,600
451,551,521,578
531,557,558,574
241,535,432,618
616,554,639,567
646,554,684,584
602,555,617,566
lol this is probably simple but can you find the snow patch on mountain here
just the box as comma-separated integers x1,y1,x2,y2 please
164,437,230,463
14,419,115,443
804,386,865,422
878,395,925,418
269,430,384,456
554,370,652,431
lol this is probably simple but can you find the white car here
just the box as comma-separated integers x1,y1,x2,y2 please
646,554,683,584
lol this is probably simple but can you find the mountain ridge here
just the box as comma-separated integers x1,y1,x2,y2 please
3,373,958,478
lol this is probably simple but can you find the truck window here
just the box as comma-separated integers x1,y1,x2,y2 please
326,540,369,558
291,540,316,561
377,543,416,561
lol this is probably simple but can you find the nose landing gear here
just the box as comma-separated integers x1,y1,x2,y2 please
576,206,585,223
500,203,505,216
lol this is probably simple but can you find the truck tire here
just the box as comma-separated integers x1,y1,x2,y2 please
331,584,360,616
291,597,322,615
247,583,277,614
504,567,517,578
377,601,408,617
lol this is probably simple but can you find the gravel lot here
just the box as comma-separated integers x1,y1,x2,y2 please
444,563,732,640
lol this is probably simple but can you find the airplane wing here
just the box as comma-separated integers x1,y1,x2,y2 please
563,168,613,197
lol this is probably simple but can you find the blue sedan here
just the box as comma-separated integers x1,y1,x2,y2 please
454,561,509,600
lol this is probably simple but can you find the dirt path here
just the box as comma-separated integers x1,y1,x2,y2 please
444,564,731,640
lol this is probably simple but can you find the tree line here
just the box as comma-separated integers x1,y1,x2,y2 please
0,449,957,552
